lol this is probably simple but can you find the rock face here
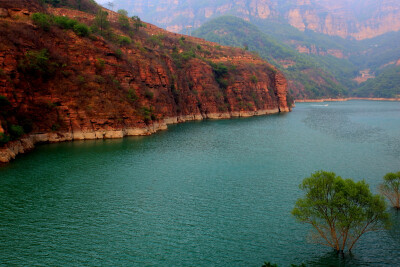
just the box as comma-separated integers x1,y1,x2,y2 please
0,0,290,163
113,0,400,40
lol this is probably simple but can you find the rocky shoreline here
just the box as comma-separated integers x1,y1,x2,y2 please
0,109,282,164
295,97,400,103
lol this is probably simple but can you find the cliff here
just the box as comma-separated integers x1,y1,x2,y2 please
112,0,400,40
0,0,290,163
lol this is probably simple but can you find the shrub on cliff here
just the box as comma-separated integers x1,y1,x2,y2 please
118,10,131,31
379,172,400,209
292,171,390,254
54,15,78,29
0,133,10,147
18,49,53,77
9,125,24,139
118,36,132,46
32,13,52,31
73,23,90,37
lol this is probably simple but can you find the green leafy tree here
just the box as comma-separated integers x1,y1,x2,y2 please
118,13,130,31
379,172,400,209
132,15,143,31
292,171,390,254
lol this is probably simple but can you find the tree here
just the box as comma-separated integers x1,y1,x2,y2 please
117,9,128,17
117,10,130,31
93,9,109,35
132,15,143,31
292,171,390,254
379,172,400,209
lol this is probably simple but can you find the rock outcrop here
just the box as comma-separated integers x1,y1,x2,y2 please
0,0,290,163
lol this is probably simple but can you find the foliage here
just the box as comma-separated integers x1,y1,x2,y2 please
32,13,52,31
95,58,105,72
118,13,131,31
114,48,123,59
379,172,400,209
171,50,196,68
117,9,128,17
0,133,10,146
210,62,229,89
19,49,53,76
141,106,155,123
118,35,132,46
9,124,24,139
127,89,138,102
292,171,390,253
93,10,109,35
54,15,78,29
33,13,91,37
73,23,90,36
131,16,145,31
41,0,99,13
148,34,164,47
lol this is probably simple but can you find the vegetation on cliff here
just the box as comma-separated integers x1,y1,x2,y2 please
0,0,290,148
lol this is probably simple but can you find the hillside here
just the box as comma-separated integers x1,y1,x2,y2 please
0,0,290,163
193,16,347,99
193,16,400,99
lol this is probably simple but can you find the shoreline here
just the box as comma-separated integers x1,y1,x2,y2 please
295,97,400,103
0,108,284,164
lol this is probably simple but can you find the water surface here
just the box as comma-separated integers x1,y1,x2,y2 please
1,101,399,266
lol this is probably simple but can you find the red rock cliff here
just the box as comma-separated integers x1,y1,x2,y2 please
0,0,290,162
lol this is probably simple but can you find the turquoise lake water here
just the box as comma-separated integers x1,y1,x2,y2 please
0,101,399,266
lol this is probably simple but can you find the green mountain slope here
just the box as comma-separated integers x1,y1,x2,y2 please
193,16,348,99
354,66,400,98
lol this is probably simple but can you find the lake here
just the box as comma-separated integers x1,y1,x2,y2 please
0,101,399,266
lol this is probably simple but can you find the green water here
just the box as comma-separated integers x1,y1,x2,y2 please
0,101,399,266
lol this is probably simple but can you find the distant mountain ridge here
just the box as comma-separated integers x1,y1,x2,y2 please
111,0,400,40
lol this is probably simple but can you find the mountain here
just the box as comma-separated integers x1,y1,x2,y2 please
193,16,347,99
111,0,400,40
0,0,290,162
111,0,400,98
